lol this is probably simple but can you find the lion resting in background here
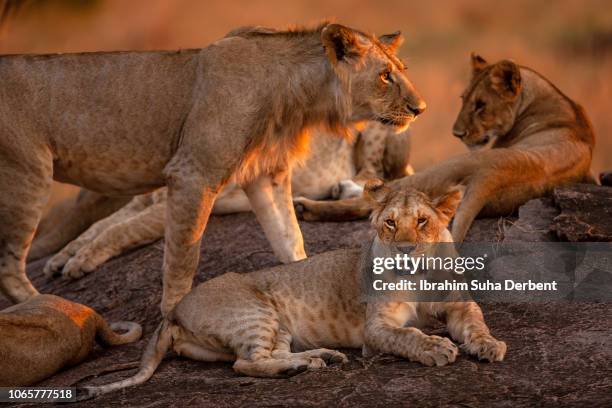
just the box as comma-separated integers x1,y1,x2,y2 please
296,54,595,242
0,23,426,315
0,294,141,386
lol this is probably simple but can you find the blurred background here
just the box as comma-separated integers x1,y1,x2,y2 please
1,0,610,210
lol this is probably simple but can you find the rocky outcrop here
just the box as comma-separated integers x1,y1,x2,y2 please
2,184,611,407
551,184,612,241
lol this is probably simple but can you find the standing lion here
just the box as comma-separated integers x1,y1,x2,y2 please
0,23,426,315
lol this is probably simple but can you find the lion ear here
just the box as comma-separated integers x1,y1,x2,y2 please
471,52,488,76
364,178,392,205
379,31,404,53
432,188,463,225
322,24,368,65
489,60,522,100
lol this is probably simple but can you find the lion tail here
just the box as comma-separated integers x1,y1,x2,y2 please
79,320,172,400
96,314,143,346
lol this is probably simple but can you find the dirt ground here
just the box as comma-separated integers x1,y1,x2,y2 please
2,192,611,407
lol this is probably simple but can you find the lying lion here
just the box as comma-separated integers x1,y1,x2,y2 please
296,54,596,242
34,123,411,279
80,180,505,399
0,23,426,316
0,294,141,386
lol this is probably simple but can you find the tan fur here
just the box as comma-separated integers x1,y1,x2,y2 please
296,55,595,241
29,191,132,261
0,294,141,386
37,123,411,279
0,23,425,314
80,180,504,399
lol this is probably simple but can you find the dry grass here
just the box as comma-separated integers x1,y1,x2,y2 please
1,0,610,208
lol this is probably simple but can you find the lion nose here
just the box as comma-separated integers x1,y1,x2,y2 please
452,129,467,138
407,100,426,117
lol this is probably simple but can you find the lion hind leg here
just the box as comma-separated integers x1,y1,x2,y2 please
233,355,325,378
173,341,235,362
0,149,53,302
270,329,348,364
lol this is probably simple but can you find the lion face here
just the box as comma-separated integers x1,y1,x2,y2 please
321,24,426,133
452,54,523,150
364,179,461,245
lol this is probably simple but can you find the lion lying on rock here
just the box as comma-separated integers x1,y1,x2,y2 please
295,54,596,242
0,294,141,386
79,180,505,399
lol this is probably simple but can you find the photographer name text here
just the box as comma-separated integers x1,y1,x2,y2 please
373,279,558,292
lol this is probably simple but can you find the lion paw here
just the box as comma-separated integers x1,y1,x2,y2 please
415,335,459,367
61,256,90,279
43,252,72,278
309,348,349,364
307,357,327,369
462,334,506,362
279,357,326,377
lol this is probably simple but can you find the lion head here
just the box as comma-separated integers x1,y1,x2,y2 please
364,179,462,244
321,24,427,133
452,53,523,150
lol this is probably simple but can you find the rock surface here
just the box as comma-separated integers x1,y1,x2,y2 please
551,184,612,241
2,186,611,407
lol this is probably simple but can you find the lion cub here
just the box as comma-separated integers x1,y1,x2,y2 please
82,180,505,398
0,295,142,386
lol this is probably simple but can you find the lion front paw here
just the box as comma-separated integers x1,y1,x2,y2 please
415,335,459,367
61,255,93,279
43,252,72,278
462,334,507,362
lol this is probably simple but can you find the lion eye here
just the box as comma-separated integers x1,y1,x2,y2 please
417,217,428,228
380,71,392,83
384,219,396,229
